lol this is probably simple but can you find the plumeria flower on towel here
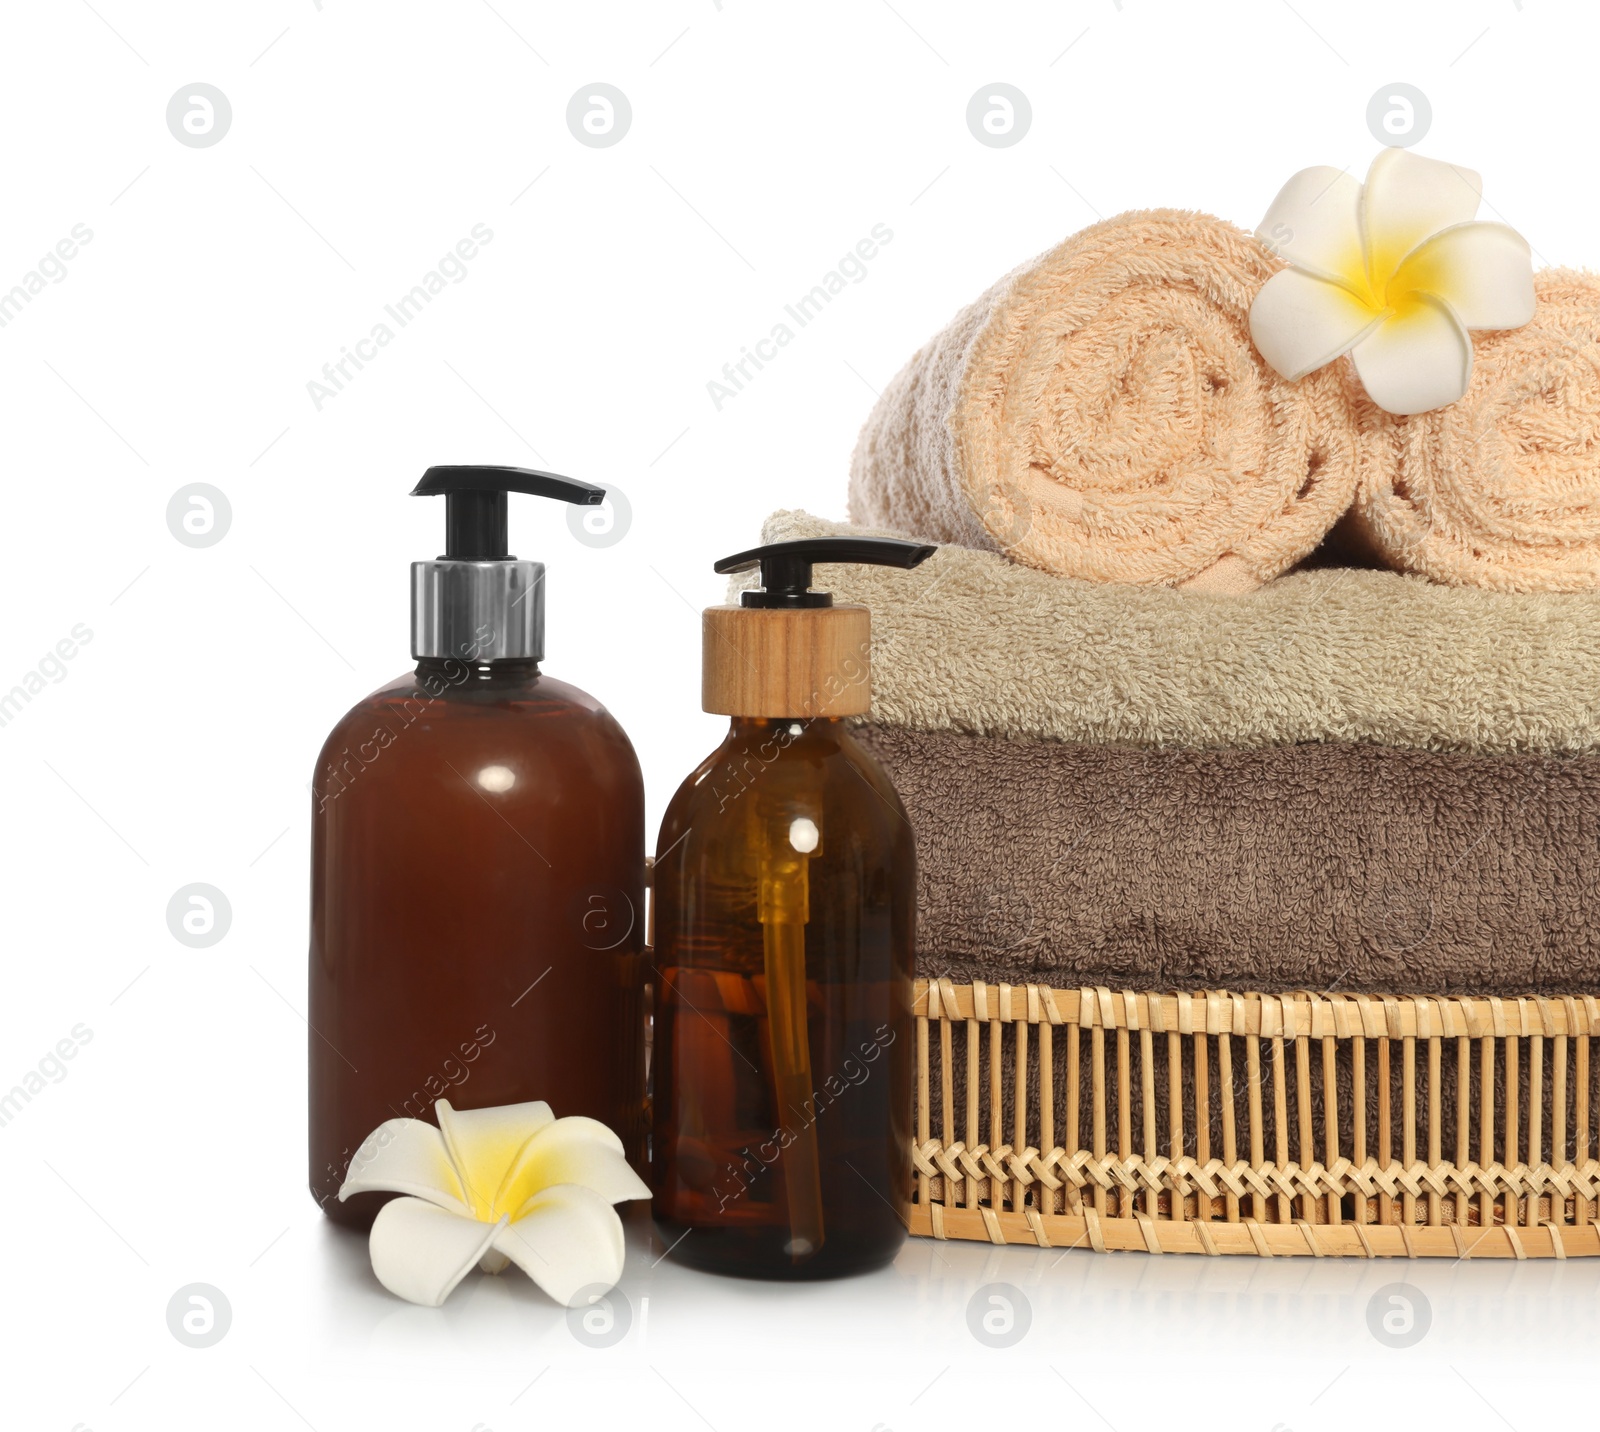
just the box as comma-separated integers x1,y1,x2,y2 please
339,1098,650,1307
1249,148,1535,415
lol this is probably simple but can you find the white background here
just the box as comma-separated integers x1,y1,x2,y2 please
2,1,1594,1427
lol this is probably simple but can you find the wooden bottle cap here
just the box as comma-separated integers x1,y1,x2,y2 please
702,604,872,718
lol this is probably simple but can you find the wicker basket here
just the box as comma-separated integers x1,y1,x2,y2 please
911,978,1600,1258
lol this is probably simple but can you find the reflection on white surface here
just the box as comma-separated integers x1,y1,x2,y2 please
284,1204,1600,1428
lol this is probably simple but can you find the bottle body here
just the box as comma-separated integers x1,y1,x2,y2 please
308,659,644,1227
650,717,913,1278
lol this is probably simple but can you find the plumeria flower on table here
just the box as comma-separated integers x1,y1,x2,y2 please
339,1098,650,1307
1249,147,1536,415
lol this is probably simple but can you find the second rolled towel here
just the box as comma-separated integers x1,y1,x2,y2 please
1345,269,1600,593
848,210,1364,593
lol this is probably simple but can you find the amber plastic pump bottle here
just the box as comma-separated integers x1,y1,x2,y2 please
309,466,645,1227
650,536,934,1278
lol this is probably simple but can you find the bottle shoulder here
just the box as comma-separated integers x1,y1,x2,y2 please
657,720,909,849
314,667,641,792
324,666,625,727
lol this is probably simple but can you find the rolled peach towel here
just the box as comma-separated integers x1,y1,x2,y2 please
1342,269,1600,592
848,209,1365,593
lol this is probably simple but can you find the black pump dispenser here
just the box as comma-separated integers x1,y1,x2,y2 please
715,537,936,608
413,465,606,560
409,464,608,664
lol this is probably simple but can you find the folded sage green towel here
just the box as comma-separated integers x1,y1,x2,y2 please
754,511,1600,754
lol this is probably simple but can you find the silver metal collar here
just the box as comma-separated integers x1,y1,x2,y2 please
410,559,544,661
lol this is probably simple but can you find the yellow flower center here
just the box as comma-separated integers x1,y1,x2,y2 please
1324,231,1445,324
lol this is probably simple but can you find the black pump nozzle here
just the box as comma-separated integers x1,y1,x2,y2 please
714,537,936,608
412,465,606,560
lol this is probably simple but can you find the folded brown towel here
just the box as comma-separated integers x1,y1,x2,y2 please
756,511,1600,755
855,725,1600,996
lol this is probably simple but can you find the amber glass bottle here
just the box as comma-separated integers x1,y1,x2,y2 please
308,468,645,1228
650,537,932,1278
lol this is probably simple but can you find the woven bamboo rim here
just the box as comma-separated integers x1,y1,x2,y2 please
912,979,1600,1258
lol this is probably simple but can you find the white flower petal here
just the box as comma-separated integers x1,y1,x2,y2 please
1390,221,1535,330
1249,268,1385,381
339,1117,469,1215
367,1196,503,1307
434,1098,553,1214
491,1184,626,1307
1350,294,1473,415
1362,148,1482,282
494,1116,651,1215
1256,165,1366,285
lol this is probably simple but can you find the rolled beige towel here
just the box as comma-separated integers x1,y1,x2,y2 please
1343,268,1600,592
848,209,1365,593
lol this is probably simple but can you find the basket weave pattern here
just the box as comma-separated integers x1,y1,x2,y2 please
912,979,1600,1257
